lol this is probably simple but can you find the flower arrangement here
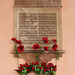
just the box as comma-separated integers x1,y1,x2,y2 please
17,62,57,75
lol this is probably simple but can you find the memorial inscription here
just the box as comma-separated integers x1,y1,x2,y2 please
18,11,57,49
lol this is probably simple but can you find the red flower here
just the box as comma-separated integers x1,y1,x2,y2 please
42,37,48,43
23,64,26,67
41,62,46,67
17,45,24,52
11,37,22,44
52,39,57,42
54,65,57,68
49,63,54,67
20,64,23,67
25,62,28,65
43,68,46,72
46,68,49,71
25,65,30,67
32,67,35,70
35,61,39,65
18,67,21,69
32,62,35,65
15,40,22,44
38,66,42,69
18,69,21,71
21,68,24,70
51,72,53,74
44,46,48,51
33,44,40,49
47,65,49,69
52,67,56,71
41,62,46,65
52,43,58,51
27,68,30,72
50,68,51,71
11,37,16,41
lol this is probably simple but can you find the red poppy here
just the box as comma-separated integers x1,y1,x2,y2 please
48,63,54,67
51,72,53,74
52,67,56,71
27,68,30,72
21,68,24,70
52,39,57,42
20,64,23,67
54,65,57,68
52,43,58,51
32,67,35,70
50,68,51,71
38,66,42,69
18,69,21,71
32,62,35,65
47,65,49,69
18,67,21,69
15,40,22,44
44,46,48,51
17,45,24,52
41,62,46,67
11,37,16,41
24,62,29,67
23,64,26,67
33,44,40,49
43,68,46,72
41,62,46,66
25,62,28,65
25,65,30,67
46,68,49,71
42,37,48,43
35,61,39,65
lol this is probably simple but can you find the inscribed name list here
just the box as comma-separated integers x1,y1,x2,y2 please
18,11,57,47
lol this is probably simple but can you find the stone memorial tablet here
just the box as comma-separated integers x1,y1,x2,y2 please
14,0,62,50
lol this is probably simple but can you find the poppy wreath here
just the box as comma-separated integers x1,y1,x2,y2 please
16,62,57,75
11,37,24,58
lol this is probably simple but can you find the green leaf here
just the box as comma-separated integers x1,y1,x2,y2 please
56,51,59,60
19,73,21,75
23,67,26,69
52,71,56,75
14,45,17,50
37,73,39,75
44,73,47,75
14,52,19,58
40,68,44,73
14,50,19,58
39,64,41,67
14,45,19,58
24,69,27,73
34,53,39,61
37,68,41,72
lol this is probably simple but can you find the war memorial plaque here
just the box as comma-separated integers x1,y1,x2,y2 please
14,0,62,50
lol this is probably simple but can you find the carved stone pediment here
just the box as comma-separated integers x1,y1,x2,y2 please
15,0,62,7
